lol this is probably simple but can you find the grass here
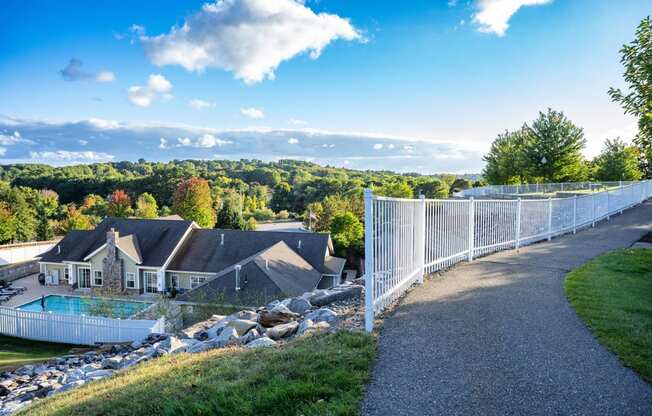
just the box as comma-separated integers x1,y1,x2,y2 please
18,330,377,416
565,248,652,384
0,335,78,372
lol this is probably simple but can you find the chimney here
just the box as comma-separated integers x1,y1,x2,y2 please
235,265,241,291
220,233,224,246
107,228,119,244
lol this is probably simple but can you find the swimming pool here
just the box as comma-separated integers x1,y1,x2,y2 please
17,295,152,319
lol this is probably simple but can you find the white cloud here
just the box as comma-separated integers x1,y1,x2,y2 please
373,143,383,150
148,74,172,93
288,138,299,144
0,147,6,156
96,71,115,82
29,150,114,162
241,107,265,119
388,144,395,149
86,118,120,130
78,139,88,146
288,119,308,126
0,131,34,146
473,0,552,36
196,134,232,148
140,0,361,84
321,143,335,148
128,74,173,107
163,134,233,149
159,138,169,149
189,99,216,110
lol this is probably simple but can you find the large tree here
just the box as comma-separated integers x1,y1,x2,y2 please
0,202,16,243
482,129,529,184
173,177,216,228
592,138,643,181
215,189,244,230
107,189,133,218
135,192,159,219
523,109,587,182
330,211,364,258
36,205,54,241
609,16,652,177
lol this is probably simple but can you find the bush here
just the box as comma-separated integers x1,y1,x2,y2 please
275,210,289,220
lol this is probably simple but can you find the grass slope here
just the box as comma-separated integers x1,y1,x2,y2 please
19,330,376,416
565,248,652,384
0,335,77,372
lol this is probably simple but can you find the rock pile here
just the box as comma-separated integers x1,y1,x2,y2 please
0,283,364,415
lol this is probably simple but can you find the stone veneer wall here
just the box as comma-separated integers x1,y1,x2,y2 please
102,229,123,292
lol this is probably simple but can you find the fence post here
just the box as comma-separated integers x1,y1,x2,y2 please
467,197,475,261
418,195,426,283
572,195,577,234
547,197,553,241
515,198,522,249
364,188,374,333
591,191,596,227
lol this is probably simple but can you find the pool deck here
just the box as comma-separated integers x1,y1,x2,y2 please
2,274,156,308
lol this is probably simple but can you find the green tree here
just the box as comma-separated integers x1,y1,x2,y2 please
38,189,59,217
0,202,16,243
482,129,530,184
61,204,93,232
244,217,258,231
82,194,107,218
135,192,159,218
36,205,54,241
375,180,414,198
1,187,36,242
523,109,587,182
107,189,133,218
609,16,652,177
415,179,448,199
173,177,216,228
449,178,473,195
216,190,245,230
330,212,364,258
592,138,643,181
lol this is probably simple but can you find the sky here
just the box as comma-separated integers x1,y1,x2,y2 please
0,0,649,174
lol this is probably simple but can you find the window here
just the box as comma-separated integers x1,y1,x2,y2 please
144,271,158,294
64,268,70,281
190,276,207,289
78,267,91,289
93,270,103,286
126,272,136,289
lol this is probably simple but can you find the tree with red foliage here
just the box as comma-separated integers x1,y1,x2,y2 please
107,189,134,218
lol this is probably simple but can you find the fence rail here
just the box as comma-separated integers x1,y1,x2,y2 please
0,307,165,345
364,180,652,331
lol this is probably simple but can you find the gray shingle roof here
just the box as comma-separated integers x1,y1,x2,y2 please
167,228,336,274
39,217,194,267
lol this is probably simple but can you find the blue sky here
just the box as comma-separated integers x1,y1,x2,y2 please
0,0,649,173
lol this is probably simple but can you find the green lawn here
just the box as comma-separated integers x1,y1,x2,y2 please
0,335,78,372
19,330,377,416
565,248,652,384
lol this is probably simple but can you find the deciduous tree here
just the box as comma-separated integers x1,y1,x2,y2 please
107,189,133,218
173,177,216,228
135,192,159,219
592,138,643,181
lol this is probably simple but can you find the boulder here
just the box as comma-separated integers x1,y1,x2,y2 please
267,321,299,340
246,337,277,349
286,297,312,314
101,356,124,370
309,285,363,307
225,319,258,335
215,326,239,344
304,308,338,325
258,304,299,327
85,369,113,379
298,320,330,336
169,337,199,354
130,340,143,349
240,328,260,345
231,310,258,321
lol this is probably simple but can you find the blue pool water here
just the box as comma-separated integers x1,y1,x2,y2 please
17,295,152,318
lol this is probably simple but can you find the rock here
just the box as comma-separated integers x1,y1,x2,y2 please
80,363,102,373
286,297,312,314
85,369,113,379
258,305,299,327
246,337,277,349
215,326,239,345
169,337,199,354
231,310,258,321
304,308,338,325
298,320,330,336
101,356,124,370
265,300,280,310
267,321,299,340
0,384,10,397
56,380,85,394
309,285,363,307
187,341,212,354
130,340,143,349
240,329,260,345
225,319,258,335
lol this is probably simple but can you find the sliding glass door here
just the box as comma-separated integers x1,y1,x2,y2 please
78,267,91,289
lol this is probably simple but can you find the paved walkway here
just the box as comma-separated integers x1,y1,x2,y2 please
363,200,652,416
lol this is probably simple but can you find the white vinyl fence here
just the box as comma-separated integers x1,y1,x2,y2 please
0,307,165,345
364,180,652,331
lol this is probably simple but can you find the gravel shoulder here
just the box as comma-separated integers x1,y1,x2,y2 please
363,200,652,416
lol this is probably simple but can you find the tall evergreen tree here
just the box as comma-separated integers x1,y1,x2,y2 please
36,205,54,241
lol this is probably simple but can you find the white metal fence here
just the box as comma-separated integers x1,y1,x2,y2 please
0,307,165,345
364,180,652,331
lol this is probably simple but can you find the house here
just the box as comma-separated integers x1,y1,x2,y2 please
38,217,346,302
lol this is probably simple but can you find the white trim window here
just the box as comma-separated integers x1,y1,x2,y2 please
190,276,207,289
93,270,103,286
144,271,158,294
126,272,136,289
64,267,70,281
